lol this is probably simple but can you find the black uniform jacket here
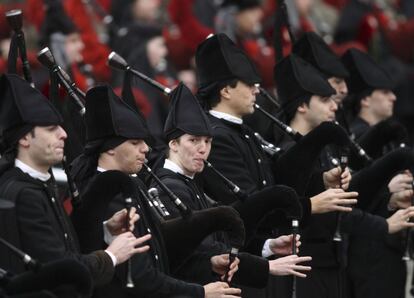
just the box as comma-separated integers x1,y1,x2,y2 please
350,117,406,256
200,115,312,234
0,159,114,287
82,171,204,298
153,167,270,288
278,136,389,268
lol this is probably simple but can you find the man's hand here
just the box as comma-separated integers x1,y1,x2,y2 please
203,282,241,298
268,255,312,278
389,189,414,210
106,207,139,236
387,206,414,234
310,189,358,214
210,254,240,283
388,170,413,193
269,235,301,256
107,232,151,265
323,166,352,190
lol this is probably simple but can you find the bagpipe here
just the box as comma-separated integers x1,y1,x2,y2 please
37,47,86,116
36,47,87,206
5,9,33,87
142,162,245,272
71,169,246,275
205,159,302,239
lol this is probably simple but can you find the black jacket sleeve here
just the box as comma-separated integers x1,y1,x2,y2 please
107,192,205,298
234,253,269,288
341,207,389,240
128,252,204,298
16,188,114,286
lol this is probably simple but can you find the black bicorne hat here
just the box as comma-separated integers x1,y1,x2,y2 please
195,33,261,89
85,85,150,145
40,0,78,39
274,54,335,121
164,82,213,141
293,32,349,79
0,74,63,152
221,0,261,10
341,48,395,96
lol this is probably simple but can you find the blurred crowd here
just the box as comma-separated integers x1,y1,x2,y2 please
1,0,414,148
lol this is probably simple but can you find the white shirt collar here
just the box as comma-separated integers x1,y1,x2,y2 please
209,110,243,125
97,167,138,177
163,159,194,179
15,159,51,182
97,166,107,173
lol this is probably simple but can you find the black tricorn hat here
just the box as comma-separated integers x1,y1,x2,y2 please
341,48,395,96
0,74,63,152
293,32,349,79
85,85,150,143
195,33,261,88
164,82,213,141
274,54,335,121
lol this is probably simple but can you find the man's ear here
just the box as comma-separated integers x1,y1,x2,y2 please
360,95,370,108
220,86,231,100
18,133,31,148
297,102,308,114
106,149,115,156
169,139,178,153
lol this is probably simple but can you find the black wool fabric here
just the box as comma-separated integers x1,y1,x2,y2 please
195,33,261,88
221,0,260,10
342,48,395,114
274,54,335,122
164,82,213,141
201,115,275,199
356,118,408,160
293,32,349,79
274,54,336,103
73,170,204,298
0,74,63,151
85,84,150,143
274,122,350,195
0,163,114,286
153,167,269,289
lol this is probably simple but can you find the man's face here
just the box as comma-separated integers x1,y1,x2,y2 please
223,81,259,118
169,134,212,176
236,7,263,35
294,0,313,16
65,32,84,64
328,77,348,104
146,36,168,68
112,139,149,174
301,95,338,129
362,89,396,121
25,125,67,168
133,0,161,22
